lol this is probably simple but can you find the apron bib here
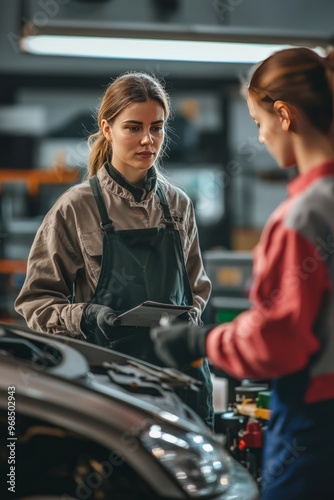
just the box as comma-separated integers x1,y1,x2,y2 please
86,175,214,428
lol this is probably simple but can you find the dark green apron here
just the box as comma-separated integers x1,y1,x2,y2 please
87,175,213,428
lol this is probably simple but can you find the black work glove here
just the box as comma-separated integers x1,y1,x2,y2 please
81,304,119,339
151,323,213,368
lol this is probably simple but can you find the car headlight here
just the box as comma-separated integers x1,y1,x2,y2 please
141,424,232,497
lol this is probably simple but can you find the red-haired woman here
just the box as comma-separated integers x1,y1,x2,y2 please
154,48,334,498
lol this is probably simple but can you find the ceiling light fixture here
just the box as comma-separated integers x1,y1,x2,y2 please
20,21,330,64
21,36,296,64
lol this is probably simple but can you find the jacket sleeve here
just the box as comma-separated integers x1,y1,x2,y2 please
206,220,331,379
14,211,85,337
185,201,212,325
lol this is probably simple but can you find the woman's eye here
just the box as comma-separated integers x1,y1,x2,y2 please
152,126,163,132
128,126,140,132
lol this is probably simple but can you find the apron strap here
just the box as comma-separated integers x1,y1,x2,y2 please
89,176,115,234
156,183,176,230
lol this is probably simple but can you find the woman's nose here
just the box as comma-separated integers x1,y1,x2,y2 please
141,131,154,144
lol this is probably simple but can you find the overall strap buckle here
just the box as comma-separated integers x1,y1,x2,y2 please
161,216,175,230
100,221,115,234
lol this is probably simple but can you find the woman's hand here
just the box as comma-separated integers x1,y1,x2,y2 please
151,323,212,368
81,304,119,338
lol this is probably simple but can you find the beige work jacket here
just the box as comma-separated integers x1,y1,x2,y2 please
15,165,212,337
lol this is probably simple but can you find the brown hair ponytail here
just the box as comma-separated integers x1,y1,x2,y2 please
87,130,111,177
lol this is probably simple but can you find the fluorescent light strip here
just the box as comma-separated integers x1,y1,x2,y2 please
21,35,294,63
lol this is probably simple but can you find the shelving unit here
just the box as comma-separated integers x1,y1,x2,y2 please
0,165,81,196
0,164,82,320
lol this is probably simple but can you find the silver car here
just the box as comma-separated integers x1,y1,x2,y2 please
0,322,259,500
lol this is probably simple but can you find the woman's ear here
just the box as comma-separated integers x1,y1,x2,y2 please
101,119,112,141
273,100,293,132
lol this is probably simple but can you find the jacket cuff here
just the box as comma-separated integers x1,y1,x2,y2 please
195,325,216,358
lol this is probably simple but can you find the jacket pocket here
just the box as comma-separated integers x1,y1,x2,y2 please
170,210,190,257
80,231,103,281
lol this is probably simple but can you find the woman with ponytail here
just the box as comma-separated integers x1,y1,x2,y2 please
15,72,214,428
153,47,334,497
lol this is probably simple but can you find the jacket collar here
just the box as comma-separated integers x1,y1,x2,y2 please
106,161,157,202
288,160,334,197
